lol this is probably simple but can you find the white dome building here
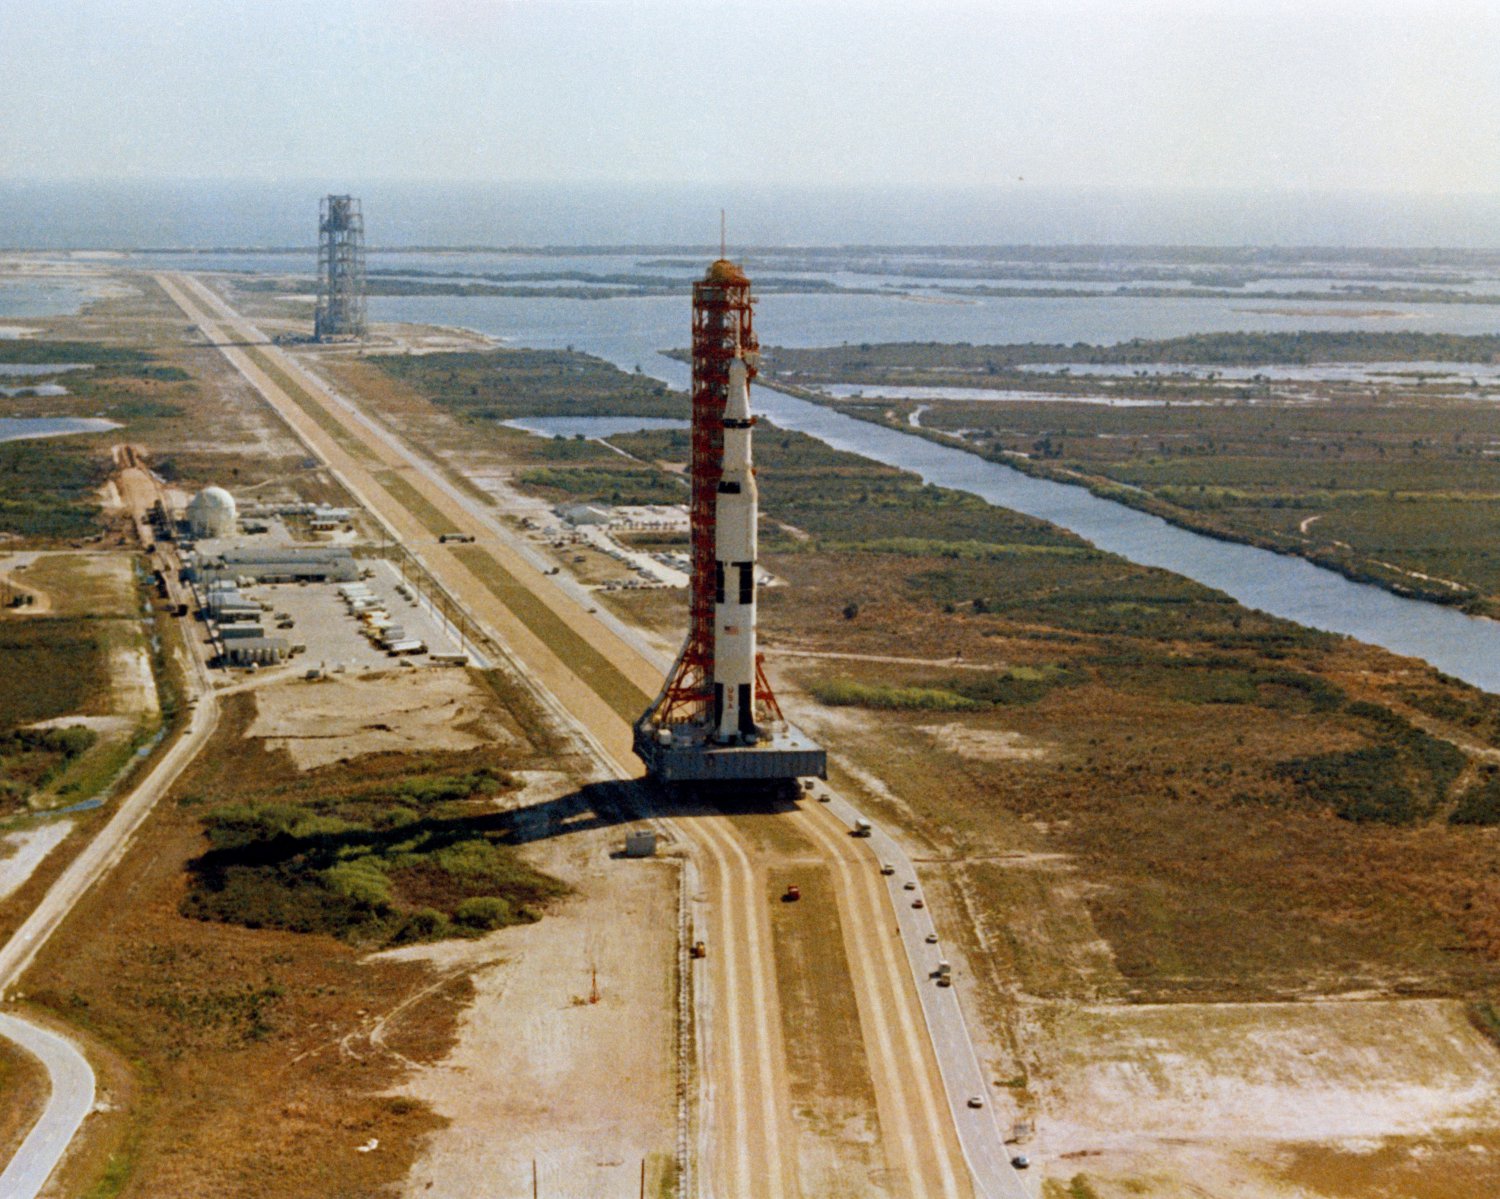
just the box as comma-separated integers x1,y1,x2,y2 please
187,486,237,539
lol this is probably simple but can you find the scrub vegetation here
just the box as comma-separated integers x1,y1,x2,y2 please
0,338,193,430
594,419,1500,1003
0,617,110,813
0,440,110,541
765,337,1500,613
369,347,682,421
21,673,578,1198
764,331,1500,375
179,722,566,947
370,347,1500,999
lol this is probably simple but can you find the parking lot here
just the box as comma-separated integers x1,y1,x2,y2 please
232,558,472,674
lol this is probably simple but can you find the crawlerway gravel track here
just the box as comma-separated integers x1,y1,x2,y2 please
156,270,1011,1197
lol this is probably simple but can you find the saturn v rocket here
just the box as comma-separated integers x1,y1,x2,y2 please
712,354,759,740
634,259,825,785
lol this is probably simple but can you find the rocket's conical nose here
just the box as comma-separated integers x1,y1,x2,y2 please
726,357,750,421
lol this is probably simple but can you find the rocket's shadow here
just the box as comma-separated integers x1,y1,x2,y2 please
498,776,801,847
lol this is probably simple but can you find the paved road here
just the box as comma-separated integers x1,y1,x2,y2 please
814,789,1033,1199
158,274,810,1197
160,273,993,1196
0,1013,95,1199
0,456,221,1199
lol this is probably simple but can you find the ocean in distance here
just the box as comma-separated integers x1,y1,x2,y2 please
8,179,1500,249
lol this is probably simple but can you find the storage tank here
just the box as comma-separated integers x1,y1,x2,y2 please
187,486,237,539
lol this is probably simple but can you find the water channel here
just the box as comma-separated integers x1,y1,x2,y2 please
0,417,119,443
750,388,1500,693
398,285,1500,694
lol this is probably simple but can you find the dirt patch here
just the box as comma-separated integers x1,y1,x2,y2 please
392,784,680,1199
247,669,515,770
0,821,73,904
1270,1129,1500,1199
20,552,135,618
1026,997,1500,1194
1015,998,1500,1196
919,722,1052,763
23,714,133,736
109,638,158,719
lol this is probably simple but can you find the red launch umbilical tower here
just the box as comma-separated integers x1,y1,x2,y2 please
634,257,822,785
649,259,782,728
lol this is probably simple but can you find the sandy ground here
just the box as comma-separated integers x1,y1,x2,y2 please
388,773,680,1199
1039,998,1500,1150
1013,996,1500,1196
0,823,72,904
918,722,1052,763
24,714,135,737
110,642,159,720
246,670,514,771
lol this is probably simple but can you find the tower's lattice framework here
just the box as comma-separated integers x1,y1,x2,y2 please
314,195,366,340
649,261,783,729
633,258,821,785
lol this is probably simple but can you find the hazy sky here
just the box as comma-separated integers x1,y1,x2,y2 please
3,0,1498,194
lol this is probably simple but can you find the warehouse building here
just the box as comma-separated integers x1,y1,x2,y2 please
199,546,360,585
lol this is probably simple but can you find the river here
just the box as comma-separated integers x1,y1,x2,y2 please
367,290,1500,694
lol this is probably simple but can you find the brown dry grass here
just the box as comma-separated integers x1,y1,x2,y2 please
1273,1130,1500,1199
769,556,1500,1005
15,675,568,1198
0,1034,48,1169
17,553,135,618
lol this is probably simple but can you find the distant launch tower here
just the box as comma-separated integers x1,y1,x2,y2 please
635,259,826,785
314,195,366,340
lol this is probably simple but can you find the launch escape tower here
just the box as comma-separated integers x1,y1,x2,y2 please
314,195,366,341
634,259,826,785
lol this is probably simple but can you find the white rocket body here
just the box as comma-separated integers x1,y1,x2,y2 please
714,356,759,741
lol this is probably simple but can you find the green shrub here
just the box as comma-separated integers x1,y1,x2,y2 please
182,774,566,946
1451,771,1500,826
1273,747,1421,824
808,679,982,712
321,859,393,908
396,908,451,943
946,665,1084,706
454,896,515,930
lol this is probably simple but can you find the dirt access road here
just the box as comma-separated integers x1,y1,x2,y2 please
157,271,973,1197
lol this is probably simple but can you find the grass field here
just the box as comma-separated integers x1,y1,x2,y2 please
0,617,112,813
586,421,1500,1006
0,1035,48,1174
369,347,683,421
448,544,651,719
761,338,1500,613
20,670,581,1198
